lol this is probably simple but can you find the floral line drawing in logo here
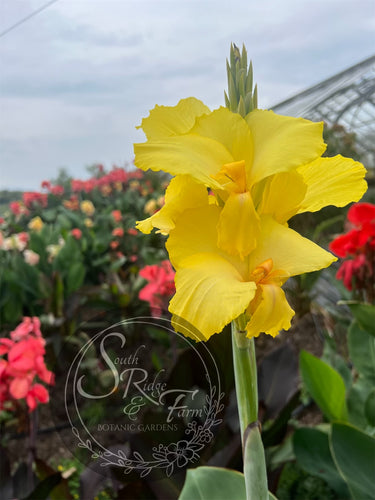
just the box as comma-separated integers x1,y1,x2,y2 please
70,382,224,477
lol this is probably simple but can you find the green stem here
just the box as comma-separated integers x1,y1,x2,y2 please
232,315,268,500
231,317,258,439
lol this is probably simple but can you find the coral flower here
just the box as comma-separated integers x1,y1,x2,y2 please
135,98,366,258
112,227,124,238
71,228,82,240
111,210,122,222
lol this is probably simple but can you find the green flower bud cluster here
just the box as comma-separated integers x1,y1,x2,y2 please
224,43,258,116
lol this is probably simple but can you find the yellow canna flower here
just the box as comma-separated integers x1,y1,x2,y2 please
134,97,367,340
80,200,95,216
135,98,367,258
166,199,335,340
28,216,44,232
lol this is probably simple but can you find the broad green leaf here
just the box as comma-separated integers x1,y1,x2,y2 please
179,467,246,500
330,423,375,500
300,350,348,422
346,302,375,337
348,321,375,383
179,467,277,500
293,427,349,498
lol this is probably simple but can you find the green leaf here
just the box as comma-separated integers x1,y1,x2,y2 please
293,427,349,498
179,467,246,500
300,350,348,422
243,424,268,500
23,473,63,500
322,340,352,389
347,378,374,428
179,466,277,500
348,321,375,383
346,302,375,337
66,261,85,295
364,389,375,427
330,422,375,500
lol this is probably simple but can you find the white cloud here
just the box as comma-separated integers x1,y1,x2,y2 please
0,0,374,189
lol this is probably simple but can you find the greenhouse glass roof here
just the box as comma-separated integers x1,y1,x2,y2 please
272,55,375,168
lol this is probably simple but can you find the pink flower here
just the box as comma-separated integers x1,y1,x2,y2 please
9,201,22,215
127,228,138,236
110,241,119,249
139,260,175,316
71,228,82,240
41,180,51,190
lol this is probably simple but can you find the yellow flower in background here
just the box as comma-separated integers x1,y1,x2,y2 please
135,98,367,258
28,216,44,232
144,199,158,215
84,218,94,228
80,200,95,216
166,197,336,340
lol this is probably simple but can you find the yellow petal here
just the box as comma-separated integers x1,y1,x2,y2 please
191,107,253,172
134,134,232,189
247,216,336,278
169,252,256,341
256,170,307,223
246,284,294,338
297,155,367,213
217,191,260,258
137,97,210,140
246,110,326,184
166,204,219,265
136,175,209,234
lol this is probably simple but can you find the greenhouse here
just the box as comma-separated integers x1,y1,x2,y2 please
273,54,375,170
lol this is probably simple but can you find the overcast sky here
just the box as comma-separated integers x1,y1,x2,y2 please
0,0,374,191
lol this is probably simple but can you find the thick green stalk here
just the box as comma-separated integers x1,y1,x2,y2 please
232,316,268,500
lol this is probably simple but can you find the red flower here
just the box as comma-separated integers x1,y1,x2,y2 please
139,260,175,316
330,202,375,295
127,228,138,236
